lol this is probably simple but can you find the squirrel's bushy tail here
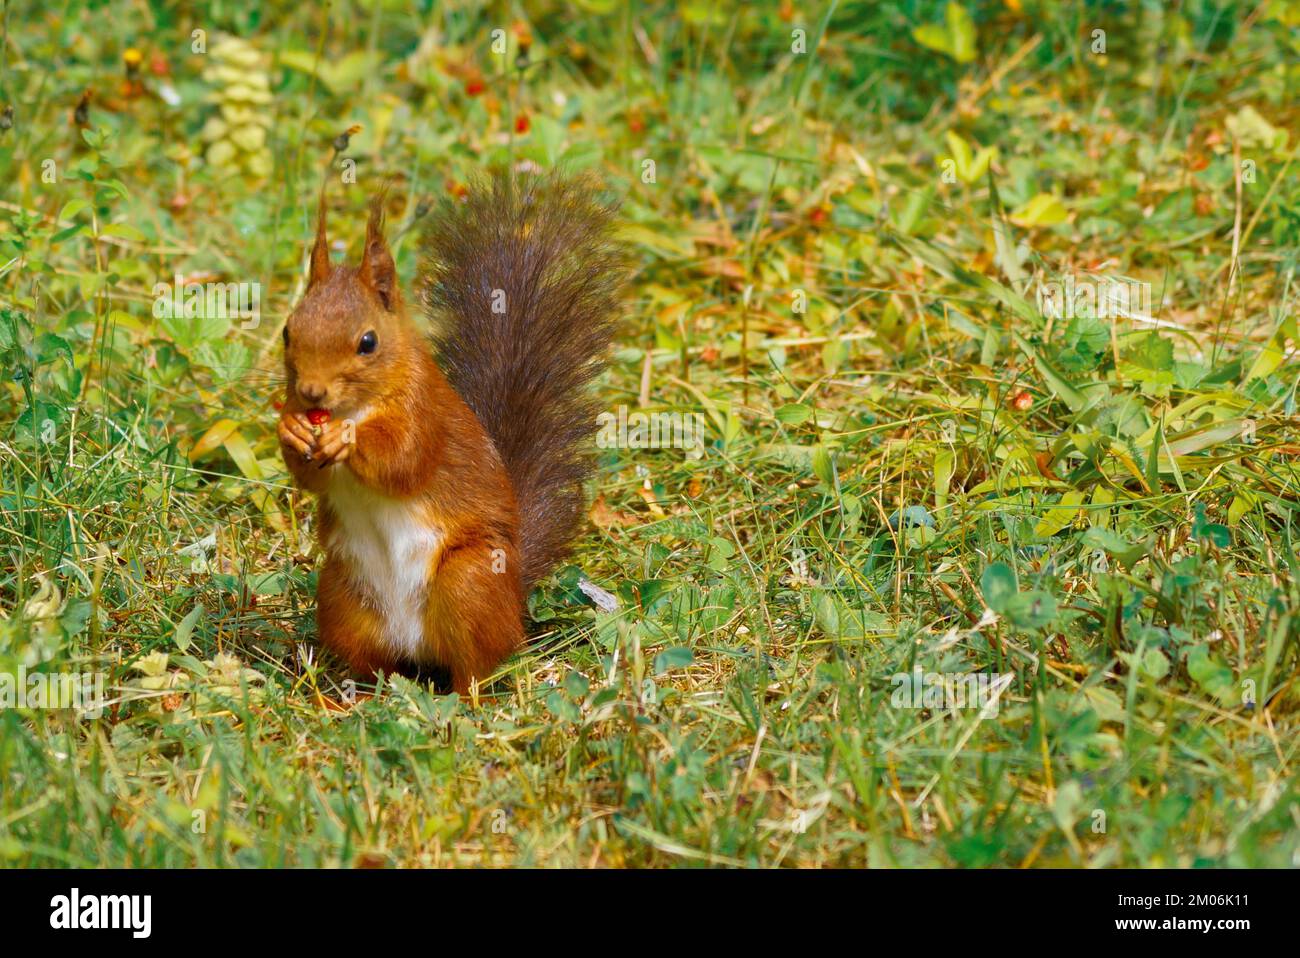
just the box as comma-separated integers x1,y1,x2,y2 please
420,171,628,589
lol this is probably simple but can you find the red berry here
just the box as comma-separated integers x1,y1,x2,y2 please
515,113,530,134
306,408,331,426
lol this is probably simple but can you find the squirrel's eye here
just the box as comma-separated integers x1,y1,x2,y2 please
357,330,378,355
282,326,289,346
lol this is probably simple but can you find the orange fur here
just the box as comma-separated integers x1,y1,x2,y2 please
278,178,625,696
279,198,525,694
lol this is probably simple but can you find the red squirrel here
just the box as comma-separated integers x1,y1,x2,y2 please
277,173,626,695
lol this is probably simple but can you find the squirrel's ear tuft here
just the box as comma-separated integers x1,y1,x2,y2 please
358,194,397,311
309,188,332,287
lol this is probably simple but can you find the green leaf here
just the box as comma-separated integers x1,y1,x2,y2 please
278,48,383,95
100,222,147,243
174,603,204,652
1145,415,1163,492
98,178,130,199
1242,314,1294,384
1003,590,1058,629
1082,528,1152,570
1033,489,1086,538
1052,780,1084,832
653,646,694,675
980,562,1017,613
945,3,977,63
913,2,977,64
1224,105,1289,153
1009,193,1068,228
811,444,837,489
58,199,90,222
35,333,74,367
1191,503,1230,548
1141,647,1170,680
564,670,590,698
59,599,93,639
934,448,955,515
776,403,813,425
1125,332,1174,372
1186,644,1235,703
813,591,886,639
1121,333,1177,396
1012,331,1091,412
1054,316,1110,372
944,131,997,185
1227,490,1256,526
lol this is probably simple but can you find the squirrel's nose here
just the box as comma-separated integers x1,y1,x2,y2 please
298,381,327,405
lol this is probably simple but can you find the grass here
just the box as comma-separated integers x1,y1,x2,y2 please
1,0,1298,867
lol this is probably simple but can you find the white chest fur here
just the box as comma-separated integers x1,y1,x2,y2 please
323,469,441,659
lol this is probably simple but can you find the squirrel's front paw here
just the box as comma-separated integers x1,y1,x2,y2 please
278,409,316,461
315,417,357,469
